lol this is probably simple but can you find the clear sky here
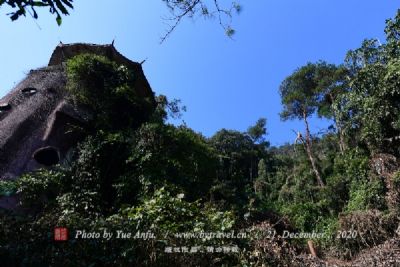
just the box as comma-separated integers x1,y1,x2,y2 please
0,1,399,146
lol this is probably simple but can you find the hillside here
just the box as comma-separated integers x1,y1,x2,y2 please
1,11,400,266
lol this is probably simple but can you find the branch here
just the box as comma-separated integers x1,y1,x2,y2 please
160,0,240,43
5,0,73,25
160,0,201,43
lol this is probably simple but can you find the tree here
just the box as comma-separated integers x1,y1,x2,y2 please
279,63,325,187
209,126,270,207
254,158,268,196
336,11,400,155
314,62,349,152
344,39,384,76
247,117,267,144
152,95,187,123
384,10,400,58
129,123,217,201
247,118,270,184
338,58,400,155
210,129,255,183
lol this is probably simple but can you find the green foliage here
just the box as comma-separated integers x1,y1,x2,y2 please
0,129,237,266
384,10,400,58
209,127,270,211
346,179,387,212
107,187,237,266
121,187,235,234
338,59,400,153
280,61,348,122
259,143,376,235
17,169,68,209
0,180,17,197
279,202,323,231
67,53,153,131
210,128,268,182
247,117,268,144
128,123,217,201
152,95,187,123
279,62,320,121
344,39,384,75
325,148,371,209
336,11,400,154
314,64,349,120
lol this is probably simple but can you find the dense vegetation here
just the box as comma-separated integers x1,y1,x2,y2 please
1,10,400,267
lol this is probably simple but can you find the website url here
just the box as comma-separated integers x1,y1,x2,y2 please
173,231,247,239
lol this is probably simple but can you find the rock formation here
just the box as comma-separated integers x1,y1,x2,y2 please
0,43,155,183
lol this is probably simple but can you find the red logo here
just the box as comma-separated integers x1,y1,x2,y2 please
54,227,68,241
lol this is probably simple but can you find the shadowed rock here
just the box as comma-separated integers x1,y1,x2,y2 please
21,87,38,96
33,146,60,166
0,103,11,112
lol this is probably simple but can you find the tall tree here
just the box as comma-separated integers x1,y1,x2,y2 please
384,10,400,59
210,129,255,183
344,39,384,76
336,11,400,155
279,63,325,187
247,118,269,181
247,118,267,144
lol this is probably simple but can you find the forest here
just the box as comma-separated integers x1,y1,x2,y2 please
1,6,400,267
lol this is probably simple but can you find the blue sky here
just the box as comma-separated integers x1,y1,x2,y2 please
0,1,399,146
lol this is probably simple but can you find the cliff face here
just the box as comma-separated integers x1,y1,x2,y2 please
0,43,155,182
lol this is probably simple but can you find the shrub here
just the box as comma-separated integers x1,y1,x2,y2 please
0,180,17,197
67,53,153,130
334,210,399,259
346,178,387,212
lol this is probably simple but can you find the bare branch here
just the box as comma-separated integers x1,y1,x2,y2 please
160,0,240,43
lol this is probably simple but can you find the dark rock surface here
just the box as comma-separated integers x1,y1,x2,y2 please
0,65,68,181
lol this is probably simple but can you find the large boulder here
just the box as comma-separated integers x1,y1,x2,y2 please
0,43,155,184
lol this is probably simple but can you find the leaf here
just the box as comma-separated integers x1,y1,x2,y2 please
56,14,62,25
9,9,25,21
233,2,242,14
54,0,69,15
9,12,19,21
32,1,48,7
32,8,38,19
61,0,74,9
225,26,235,37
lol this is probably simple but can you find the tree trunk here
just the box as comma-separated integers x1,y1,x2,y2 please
338,127,346,153
333,116,346,153
329,93,346,153
308,240,317,257
303,112,325,187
